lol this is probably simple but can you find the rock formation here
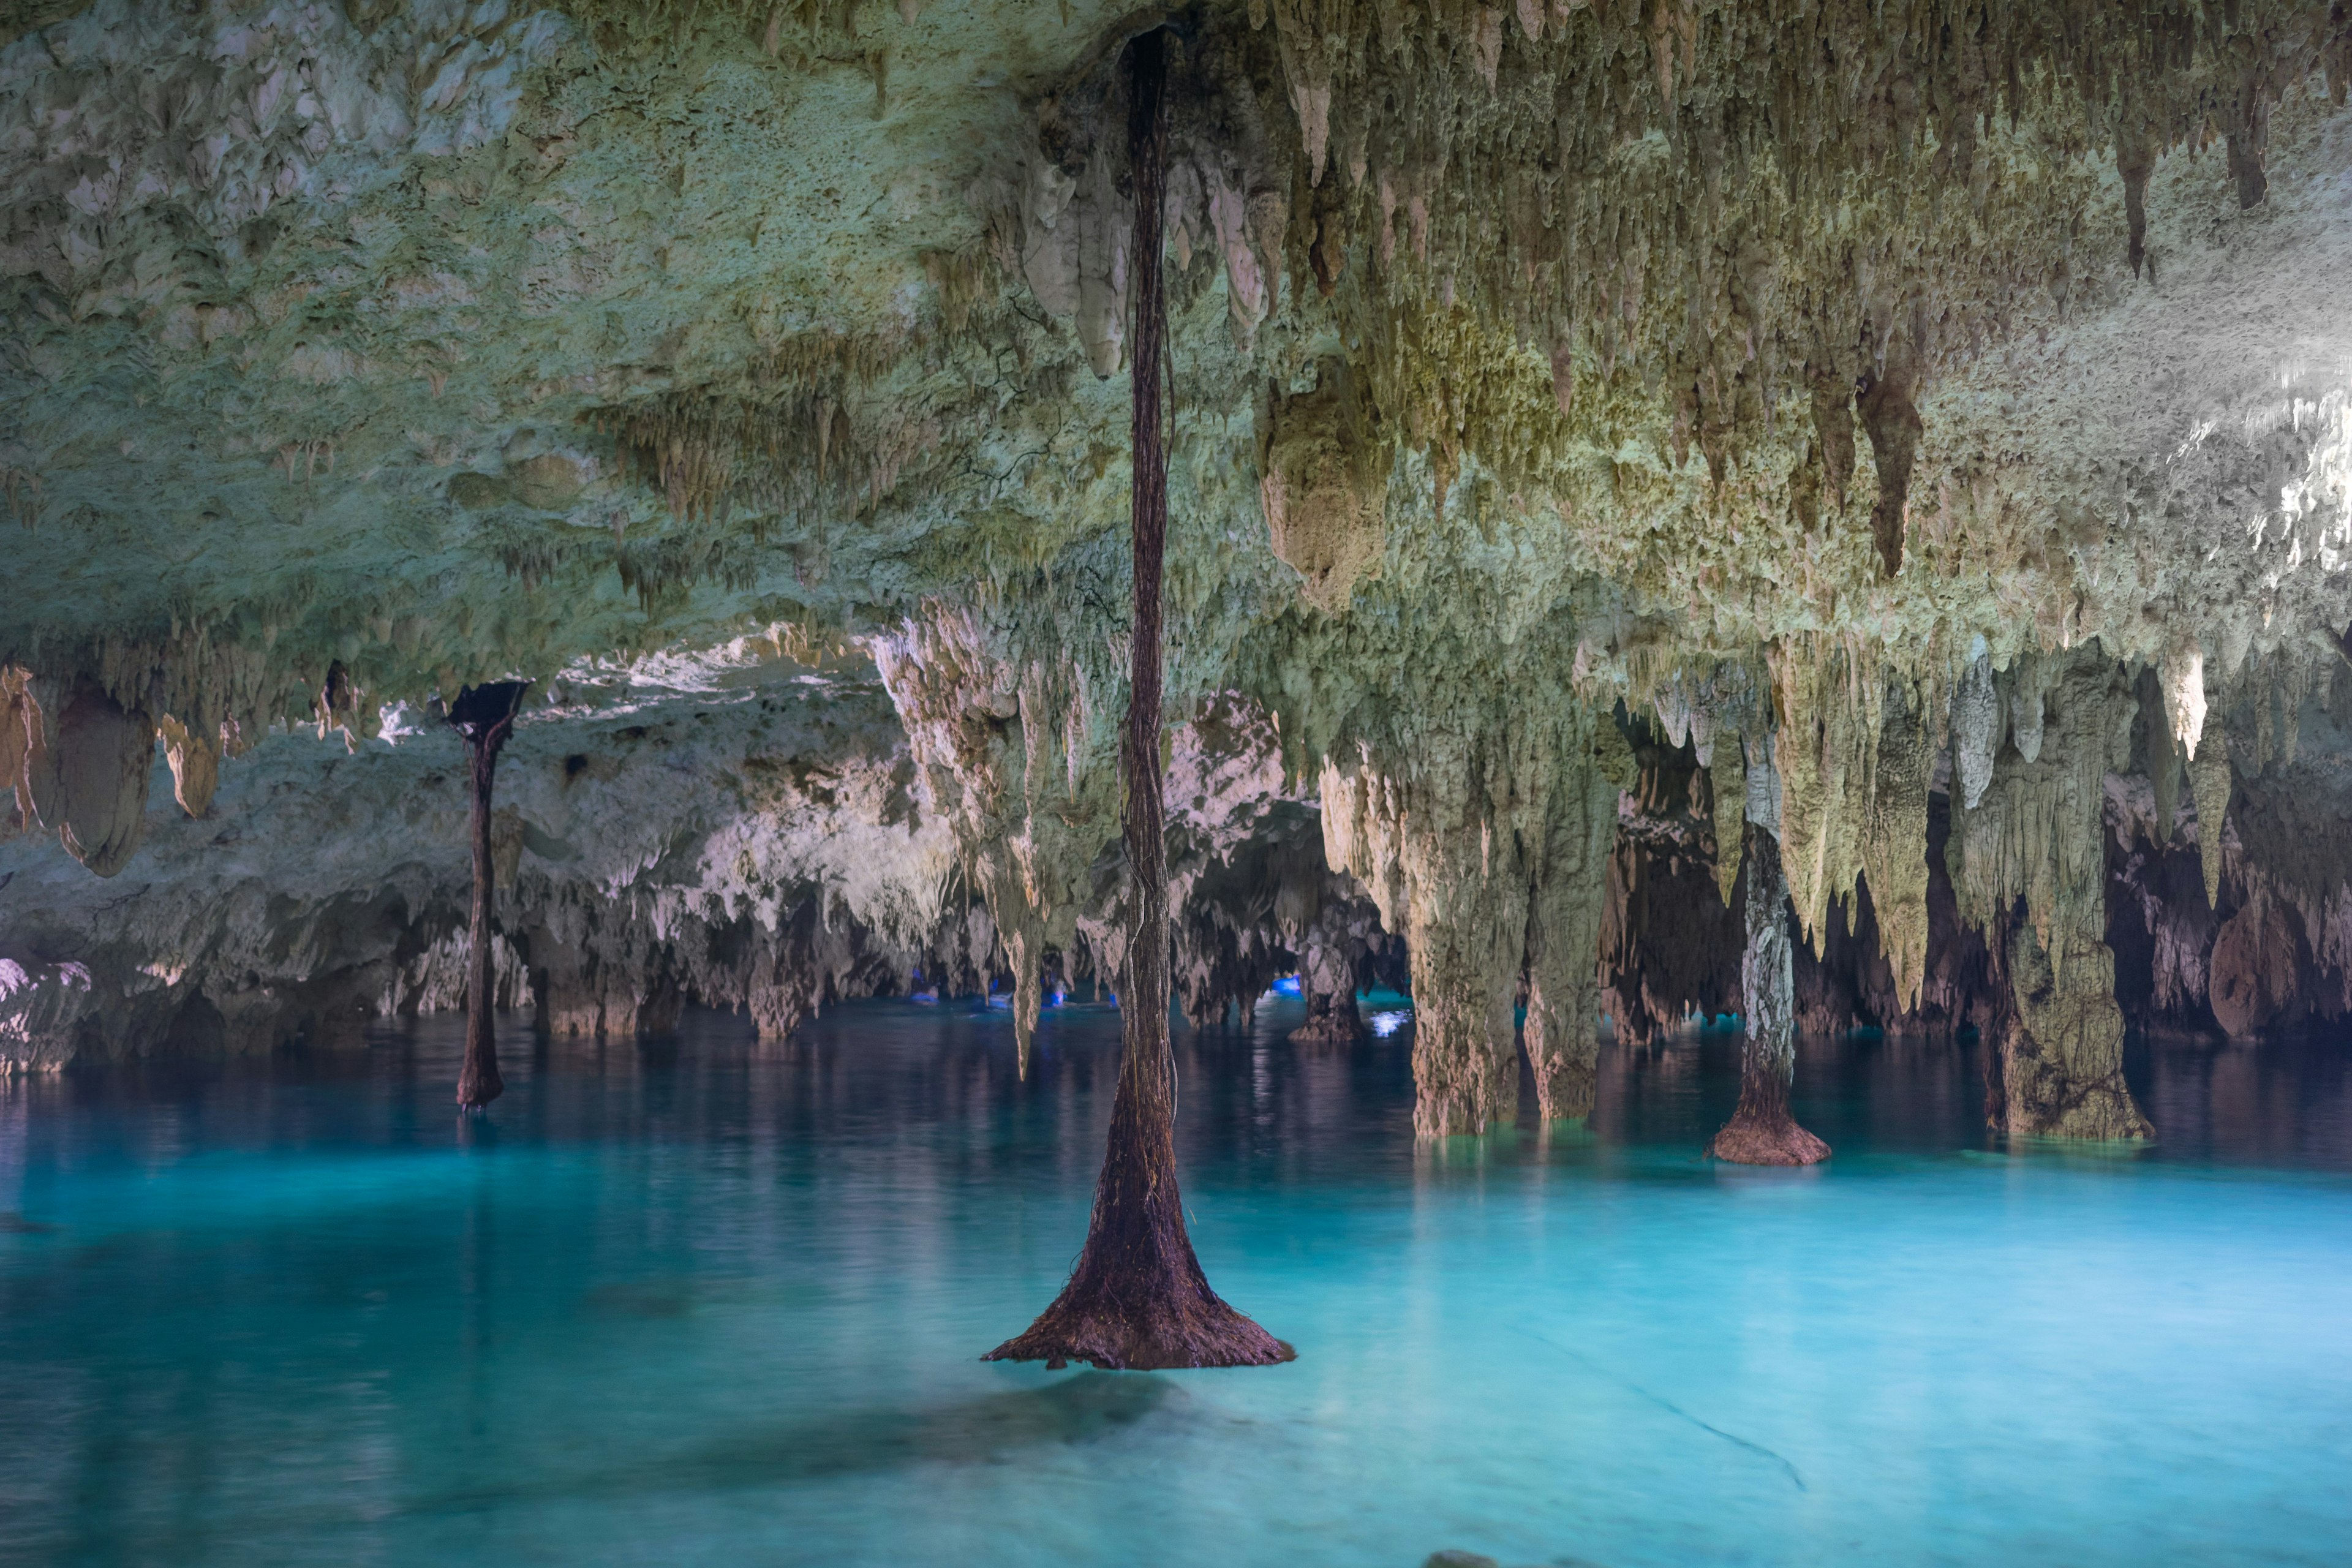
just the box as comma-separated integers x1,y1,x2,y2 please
1321,684,1629,1136
6,0,2352,1161
1707,822,1830,1167
1,652,965,1071
1947,651,2152,1140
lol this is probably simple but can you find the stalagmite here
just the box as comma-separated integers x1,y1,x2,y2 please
1706,823,1828,1166
447,680,530,1110
1290,923,1365,1043
987,31,1286,1371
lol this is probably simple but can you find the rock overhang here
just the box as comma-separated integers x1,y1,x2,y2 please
5,2,2352,1134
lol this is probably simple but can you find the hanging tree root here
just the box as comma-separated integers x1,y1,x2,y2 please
986,27,1287,1372
448,679,530,1110
1708,823,1830,1166
982,1087,1295,1369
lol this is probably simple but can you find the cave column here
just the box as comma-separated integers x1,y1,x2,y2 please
1290,916,1363,1044
1521,717,1627,1120
1707,824,1831,1164
1319,738,1542,1137
1400,845,1528,1136
1948,651,2152,1140
1996,895,2149,1139
448,681,530,1109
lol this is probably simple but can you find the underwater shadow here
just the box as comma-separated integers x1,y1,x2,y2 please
409,1371,1180,1517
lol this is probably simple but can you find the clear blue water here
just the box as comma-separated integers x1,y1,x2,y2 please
3,1002,2350,1567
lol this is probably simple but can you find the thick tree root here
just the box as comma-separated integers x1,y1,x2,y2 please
1707,1104,1830,1166
986,1287,1292,1371
987,29,1288,1376
449,680,528,1110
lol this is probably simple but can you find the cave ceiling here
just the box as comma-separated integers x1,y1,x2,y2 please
2,1,2350,873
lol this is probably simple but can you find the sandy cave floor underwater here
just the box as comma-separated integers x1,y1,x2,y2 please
2,997,2350,1568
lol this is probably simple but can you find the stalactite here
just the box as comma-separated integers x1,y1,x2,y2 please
155,714,221,820
12,676,156,878
1855,363,1924,578
1770,641,1933,1016
1599,718,1741,1047
2187,733,2233,911
1259,360,1388,613
1708,734,1745,907
873,604,1116,1078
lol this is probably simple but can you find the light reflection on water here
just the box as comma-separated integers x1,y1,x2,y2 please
1,1003,2348,1567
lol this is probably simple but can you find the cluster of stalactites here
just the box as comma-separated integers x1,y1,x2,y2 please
1245,0,2350,553
1943,647,2135,946
590,323,944,533
870,601,1123,1068
1635,627,2327,1025
1759,641,1939,1014
3,646,380,876
1317,692,1629,1131
2149,634,2328,909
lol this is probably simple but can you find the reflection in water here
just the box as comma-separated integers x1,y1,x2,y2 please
0,1000,2348,1566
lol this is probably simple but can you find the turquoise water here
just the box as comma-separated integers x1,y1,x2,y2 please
3,1004,2350,1567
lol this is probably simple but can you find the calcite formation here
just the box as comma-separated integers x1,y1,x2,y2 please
1705,821,1830,1166
1,653,971,1067
6,1,2352,1148
1945,650,2151,1139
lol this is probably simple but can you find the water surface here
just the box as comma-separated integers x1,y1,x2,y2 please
2,1003,2348,1566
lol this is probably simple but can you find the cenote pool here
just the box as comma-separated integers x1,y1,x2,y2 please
2,1001,2349,1567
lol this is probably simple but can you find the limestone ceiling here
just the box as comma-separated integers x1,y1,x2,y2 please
0,0,2348,745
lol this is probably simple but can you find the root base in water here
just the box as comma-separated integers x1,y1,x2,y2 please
986,1283,1292,1371
1708,1109,1831,1166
